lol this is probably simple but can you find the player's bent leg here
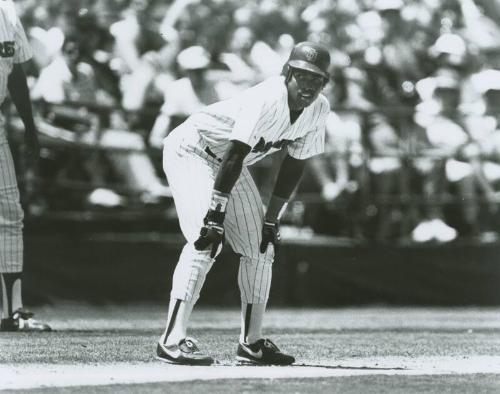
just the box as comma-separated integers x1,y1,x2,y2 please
237,255,273,343
157,245,217,365
224,169,295,365
158,126,220,363
235,255,294,366
160,245,214,345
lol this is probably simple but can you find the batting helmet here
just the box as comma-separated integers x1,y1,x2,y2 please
286,41,331,80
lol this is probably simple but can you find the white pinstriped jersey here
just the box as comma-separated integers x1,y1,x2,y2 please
0,0,32,105
186,76,329,166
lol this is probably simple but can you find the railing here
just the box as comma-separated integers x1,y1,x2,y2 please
6,100,500,241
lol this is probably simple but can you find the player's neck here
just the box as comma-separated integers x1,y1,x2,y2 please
289,108,304,124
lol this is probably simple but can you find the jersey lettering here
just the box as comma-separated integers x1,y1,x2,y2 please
252,137,293,153
0,41,15,58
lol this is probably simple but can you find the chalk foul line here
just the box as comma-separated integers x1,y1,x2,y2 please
1,356,500,390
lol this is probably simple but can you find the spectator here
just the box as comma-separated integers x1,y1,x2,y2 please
464,69,500,237
112,0,188,114
11,0,500,241
32,36,170,207
366,113,405,241
306,70,367,238
412,73,479,241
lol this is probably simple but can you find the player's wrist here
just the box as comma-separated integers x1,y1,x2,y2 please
207,190,230,225
265,195,289,223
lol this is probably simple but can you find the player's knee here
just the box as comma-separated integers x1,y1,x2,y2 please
245,251,274,266
170,244,216,302
242,244,275,264
238,256,273,304
240,254,273,267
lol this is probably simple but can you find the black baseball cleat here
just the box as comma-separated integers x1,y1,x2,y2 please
156,337,214,366
0,308,52,332
237,338,295,365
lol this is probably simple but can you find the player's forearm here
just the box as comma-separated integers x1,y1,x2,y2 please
264,155,306,222
8,64,36,133
213,140,251,194
272,154,307,199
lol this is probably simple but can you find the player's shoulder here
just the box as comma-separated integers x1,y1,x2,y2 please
240,75,285,104
249,75,285,94
262,75,285,87
316,93,331,114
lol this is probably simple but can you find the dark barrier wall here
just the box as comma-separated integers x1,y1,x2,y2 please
23,234,500,306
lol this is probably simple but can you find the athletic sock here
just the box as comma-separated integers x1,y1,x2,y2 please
1,272,23,319
240,303,266,344
160,298,194,346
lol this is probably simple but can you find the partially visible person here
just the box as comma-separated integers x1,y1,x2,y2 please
0,0,50,331
111,0,189,114
463,69,500,236
412,73,479,242
307,109,364,238
366,113,405,241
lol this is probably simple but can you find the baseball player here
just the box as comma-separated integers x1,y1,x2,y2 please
156,41,330,365
0,0,50,331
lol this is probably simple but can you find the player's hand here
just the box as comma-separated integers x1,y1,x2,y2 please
260,221,280,253
194,210,225,258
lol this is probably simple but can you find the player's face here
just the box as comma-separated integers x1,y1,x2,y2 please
287,68,326,110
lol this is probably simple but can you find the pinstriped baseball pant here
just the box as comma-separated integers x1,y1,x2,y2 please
163,123,274,305
0,140,24,273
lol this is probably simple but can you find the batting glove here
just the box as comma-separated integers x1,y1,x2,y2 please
194,210,225,258
260,221,280,253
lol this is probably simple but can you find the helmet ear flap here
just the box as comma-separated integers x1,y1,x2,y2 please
281,63,289,75
282,64,293,83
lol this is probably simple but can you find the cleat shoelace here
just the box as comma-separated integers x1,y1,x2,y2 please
262,339,280,352
181,338,201,353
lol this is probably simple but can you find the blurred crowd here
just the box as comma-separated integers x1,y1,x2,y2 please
8,0,500,243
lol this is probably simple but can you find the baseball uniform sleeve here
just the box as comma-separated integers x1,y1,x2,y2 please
230,77,280,147
14,14,33,64
287,101,329,160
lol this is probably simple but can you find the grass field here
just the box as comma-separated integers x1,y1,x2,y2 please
1,304,500,393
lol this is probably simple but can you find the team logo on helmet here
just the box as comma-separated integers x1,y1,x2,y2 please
303,47,318,62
